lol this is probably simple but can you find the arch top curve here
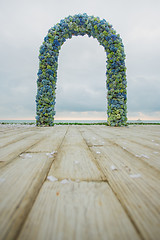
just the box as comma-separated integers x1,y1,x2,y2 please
36,13,127,126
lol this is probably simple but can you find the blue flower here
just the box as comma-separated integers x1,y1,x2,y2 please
37,69,42,76
46,69,54,76
40,45,46,54
53,39,60,46
36,13,127,127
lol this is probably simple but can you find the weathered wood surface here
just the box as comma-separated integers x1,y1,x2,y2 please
0,125,160,240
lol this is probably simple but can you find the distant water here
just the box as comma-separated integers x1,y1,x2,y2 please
0,119,160,124
0,120,36,124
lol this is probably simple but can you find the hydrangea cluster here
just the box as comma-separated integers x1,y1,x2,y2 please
36,13,127,126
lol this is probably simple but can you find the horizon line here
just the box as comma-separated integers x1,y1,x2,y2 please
0,118,160,121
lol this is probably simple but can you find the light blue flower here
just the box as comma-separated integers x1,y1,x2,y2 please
36,13,127,127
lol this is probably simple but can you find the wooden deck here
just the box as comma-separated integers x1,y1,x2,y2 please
0,124,160,240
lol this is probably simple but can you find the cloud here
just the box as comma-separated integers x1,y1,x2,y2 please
0,0,160,120
127,75,160,111
56,36,106,113
55,111,107,121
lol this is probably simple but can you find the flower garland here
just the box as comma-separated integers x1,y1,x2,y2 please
36,13,127,126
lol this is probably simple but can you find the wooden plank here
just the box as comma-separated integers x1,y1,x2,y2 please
0,125,159,240
88,125,160,142
48,126,105,181
79,126,160,190
113,138,160,171
0,128,40,148
0,154,53,240
85,125,160,171
0,128,24,138
0,126,67,240
106,125,160,151
80,125,160,187
0,125,24,134
18,181,141,240
0,128,55,167
27,125,68,153
0,125,35,137
82,126,160,170
0,134,40,166
79,126,160,240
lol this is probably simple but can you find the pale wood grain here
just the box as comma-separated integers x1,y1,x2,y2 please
0,126,68,240
79,125,160,240
0,128,54,167
0,128,40,148
18,181,141,240
0,154,53,240
27,125,68,153
49,126,105,181
84,125,160,171
0,125,160,240
0,126,27,135
0,135,40,165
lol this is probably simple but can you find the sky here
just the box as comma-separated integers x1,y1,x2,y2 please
0,0,160,121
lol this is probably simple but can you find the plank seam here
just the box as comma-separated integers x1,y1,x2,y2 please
15,126,69,240
79,126,145,240
0,136,46,170
78,127,108,181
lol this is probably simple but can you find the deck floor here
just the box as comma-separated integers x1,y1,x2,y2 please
0,124,160,240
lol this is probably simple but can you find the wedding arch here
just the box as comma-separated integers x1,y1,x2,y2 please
36,13,127,126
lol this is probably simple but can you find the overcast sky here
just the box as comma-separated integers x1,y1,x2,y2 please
0,0,160,120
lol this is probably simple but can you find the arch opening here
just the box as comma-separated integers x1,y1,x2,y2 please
55,35,106,120
36,13,127,126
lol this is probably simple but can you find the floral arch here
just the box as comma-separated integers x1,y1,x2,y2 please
36,13,127,126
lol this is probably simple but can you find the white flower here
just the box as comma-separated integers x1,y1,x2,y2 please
47,176,58,182
20,153,32,158
61,179,70,184
110,165,117,171
130,174,141,178
74,160,80,164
